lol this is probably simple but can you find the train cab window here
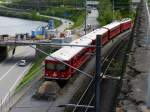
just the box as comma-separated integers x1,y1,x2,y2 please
56,64,68,71
45,63,55,70
45,63,68,71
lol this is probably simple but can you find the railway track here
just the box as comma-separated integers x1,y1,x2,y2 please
70,37,129,112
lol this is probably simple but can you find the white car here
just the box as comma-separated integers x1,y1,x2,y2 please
18,60,27,66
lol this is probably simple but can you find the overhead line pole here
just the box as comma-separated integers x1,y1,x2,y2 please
95,35,101,112
85,0,87,34
112,0,115,20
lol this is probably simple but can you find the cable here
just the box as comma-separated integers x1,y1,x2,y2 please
72,39,127,112
102,40,125,77
84,94,95,112
72,78,94,112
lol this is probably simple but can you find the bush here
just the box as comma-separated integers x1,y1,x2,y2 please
97,0,135,25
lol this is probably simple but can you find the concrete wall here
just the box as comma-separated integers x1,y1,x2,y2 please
0,46,7,62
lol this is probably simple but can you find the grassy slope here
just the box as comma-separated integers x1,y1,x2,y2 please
16,49,54,92
16,56,45,92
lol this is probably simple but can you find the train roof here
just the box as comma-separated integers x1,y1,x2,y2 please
45,38,92,61
120,18,132,23
83,28,108,40
103,21,121,30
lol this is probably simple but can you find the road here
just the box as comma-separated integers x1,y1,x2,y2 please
0,46,35,103
0,15,73,110
86,9,99,27
78,9,99,35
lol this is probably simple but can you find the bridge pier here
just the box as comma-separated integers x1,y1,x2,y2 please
0,46,7,62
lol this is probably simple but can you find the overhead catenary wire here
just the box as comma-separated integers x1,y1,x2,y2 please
72,38,127,112
71,38,123,112
34,42,97,48
1,40,99,48
84,94,95,112
72,52,115,111
102,40,126,79
72,78,94,112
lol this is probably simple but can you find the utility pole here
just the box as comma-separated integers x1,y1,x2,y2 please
75,0,77,8
112,0,115,20
37,0,40,12
95,35,101,112
84,0,87,34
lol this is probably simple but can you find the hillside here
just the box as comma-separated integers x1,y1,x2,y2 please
97,0,134,25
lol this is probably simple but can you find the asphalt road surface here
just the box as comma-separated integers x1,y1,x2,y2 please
86,9,99,27
0,46,35,104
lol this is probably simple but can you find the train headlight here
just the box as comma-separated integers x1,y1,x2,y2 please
53,72,57,77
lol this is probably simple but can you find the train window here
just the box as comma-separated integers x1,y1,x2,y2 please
56,64,68,71
45,63,55,70
46,63,68,71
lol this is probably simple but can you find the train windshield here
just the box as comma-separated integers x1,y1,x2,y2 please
45,63,68,71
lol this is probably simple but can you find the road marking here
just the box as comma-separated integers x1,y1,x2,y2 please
0,63,17,81
0,47,34,81
0,63,32,105
0,49,34,106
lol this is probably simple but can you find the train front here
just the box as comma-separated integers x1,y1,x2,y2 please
45,60,70,80
44,47,72,80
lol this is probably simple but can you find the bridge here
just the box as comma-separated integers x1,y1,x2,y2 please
86,1,99,7
0,35,52,61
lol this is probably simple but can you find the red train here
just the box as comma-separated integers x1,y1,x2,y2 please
44,18,132,82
